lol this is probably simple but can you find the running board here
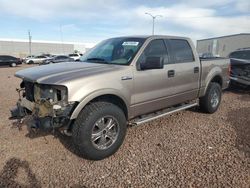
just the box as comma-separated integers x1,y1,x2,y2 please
130,102,198,126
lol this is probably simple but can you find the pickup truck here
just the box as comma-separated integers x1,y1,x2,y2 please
10,35,230,160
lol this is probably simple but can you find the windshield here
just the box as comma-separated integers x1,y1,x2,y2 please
80,37,146,65
229,50,250,60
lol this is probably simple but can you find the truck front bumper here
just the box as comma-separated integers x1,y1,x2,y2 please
10,97,76,130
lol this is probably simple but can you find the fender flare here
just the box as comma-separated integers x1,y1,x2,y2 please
70,89,130,120
202,73,223,96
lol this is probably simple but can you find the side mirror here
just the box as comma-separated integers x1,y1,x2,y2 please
140,56,163,70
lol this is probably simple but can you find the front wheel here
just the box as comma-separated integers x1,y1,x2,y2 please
199,82,222,113
72,101,127,160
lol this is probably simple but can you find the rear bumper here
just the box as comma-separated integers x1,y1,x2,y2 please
230,76,250,86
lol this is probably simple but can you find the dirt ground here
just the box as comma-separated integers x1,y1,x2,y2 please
0,64,249,187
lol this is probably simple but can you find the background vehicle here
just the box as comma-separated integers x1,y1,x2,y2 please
69,53,82,61
41,55,74,65
25,55,49,64
229,48,250,87
199,52,220,59
0,55,22,67
11,36,230,160
22,55,36,62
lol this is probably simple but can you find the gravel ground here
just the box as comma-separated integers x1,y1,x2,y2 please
0,64,249,187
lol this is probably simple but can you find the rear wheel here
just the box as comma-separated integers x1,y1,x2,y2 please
72,101,127,160
199,82,222,113
10,62,17,67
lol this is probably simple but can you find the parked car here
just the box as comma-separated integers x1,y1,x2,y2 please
41,55,74,65
69,53,82,61
23,55,35,61
25,55,49,64
0,55,22,67
11,35,230,160
229,48,250,87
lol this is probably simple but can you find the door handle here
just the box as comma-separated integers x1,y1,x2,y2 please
121,76,133,80
194,67,199,73
168,70,175,77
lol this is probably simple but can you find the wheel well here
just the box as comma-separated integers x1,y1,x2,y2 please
210,75,222,87
89,94,128,119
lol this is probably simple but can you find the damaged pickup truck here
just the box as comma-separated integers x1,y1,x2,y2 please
11,35,230,160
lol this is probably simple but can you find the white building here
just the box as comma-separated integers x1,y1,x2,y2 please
196,33,250,57
0,38,95,58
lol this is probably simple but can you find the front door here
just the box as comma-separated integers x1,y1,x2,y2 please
131,39,173,117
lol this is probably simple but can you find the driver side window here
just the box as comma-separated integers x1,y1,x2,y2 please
137,39,169,66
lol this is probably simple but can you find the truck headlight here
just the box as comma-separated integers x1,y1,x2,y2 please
34,84,68,103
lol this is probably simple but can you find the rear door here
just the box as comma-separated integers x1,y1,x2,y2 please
165,39,200,99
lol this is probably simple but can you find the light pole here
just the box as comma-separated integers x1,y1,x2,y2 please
28,30,32,56
145,12,163,35
60,25,65,54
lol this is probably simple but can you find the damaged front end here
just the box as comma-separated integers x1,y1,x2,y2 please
10,81,76,130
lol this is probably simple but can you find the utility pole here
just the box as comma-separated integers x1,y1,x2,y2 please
60,25,65,54
145,13,163,35
28,30,32,56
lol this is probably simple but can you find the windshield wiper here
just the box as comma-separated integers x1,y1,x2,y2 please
86,58,110,64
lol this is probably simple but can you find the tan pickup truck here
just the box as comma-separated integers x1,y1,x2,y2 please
11,35,230,160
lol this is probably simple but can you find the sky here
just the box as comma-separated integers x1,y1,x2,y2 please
0,0,249,46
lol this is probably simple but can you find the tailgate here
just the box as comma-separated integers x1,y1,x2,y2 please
230,58,250,81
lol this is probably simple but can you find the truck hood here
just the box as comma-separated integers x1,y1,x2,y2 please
15,62,125,84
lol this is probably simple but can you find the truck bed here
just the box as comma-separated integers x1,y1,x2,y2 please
199,58,230,97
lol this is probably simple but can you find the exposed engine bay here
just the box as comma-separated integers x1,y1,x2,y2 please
10,81,76,130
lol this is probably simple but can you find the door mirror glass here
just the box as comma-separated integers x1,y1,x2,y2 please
140,56,163,70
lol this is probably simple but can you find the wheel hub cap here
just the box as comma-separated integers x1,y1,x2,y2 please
211,90,219,108
91,116,119,150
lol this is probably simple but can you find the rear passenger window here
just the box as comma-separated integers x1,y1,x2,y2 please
138,39,169,65
169,39,194,63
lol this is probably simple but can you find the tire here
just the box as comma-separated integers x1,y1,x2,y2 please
10,62,17,67
199,82,222,113
72,101,127,160
28,60,34,64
